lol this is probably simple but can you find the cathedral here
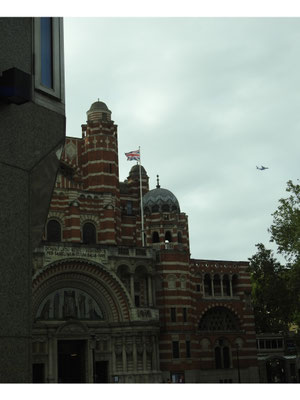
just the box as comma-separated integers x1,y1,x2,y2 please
32,100,259,383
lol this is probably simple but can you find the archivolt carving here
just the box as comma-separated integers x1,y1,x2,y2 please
32,259,131,323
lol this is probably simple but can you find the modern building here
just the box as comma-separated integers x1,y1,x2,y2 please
32,100,259,383
0,17,65,382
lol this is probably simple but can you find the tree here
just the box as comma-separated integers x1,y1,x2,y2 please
269,180,300,327
269,180,300,262
248,243,293,333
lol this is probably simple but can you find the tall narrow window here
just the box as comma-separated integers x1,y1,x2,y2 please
165,231,172,242
34,17,65,108
183,307,187,322
186,341,191,358
126,201,133,216
46,219,61,242
171,307,176,322
152,231,159,243
40,17,53,88
172,341,179,359
82,222,96,244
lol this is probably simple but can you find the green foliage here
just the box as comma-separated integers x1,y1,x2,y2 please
249,180,300,333
248,243,293,333
269,180,300,262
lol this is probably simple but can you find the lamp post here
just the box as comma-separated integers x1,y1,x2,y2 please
236,343,241,383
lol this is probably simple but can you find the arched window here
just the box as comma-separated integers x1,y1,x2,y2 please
165,231,172,242
213,274,221,296
215,339,231,369
204,274,212,296
162,204,170,212
177,231,182,243
152,231,160,243
199,307,240,331
232,274,238,296
46,219,61,242
152,205,159,213
223,275,231,296
82,222,96,244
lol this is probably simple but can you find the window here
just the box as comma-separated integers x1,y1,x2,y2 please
40,18,53,88
196,284,201,292
82,222,96,244
165,231,172,242
134,295,140,307
171,308,176,322
126,201,133,216
204,274,212,296
213,275,221,296
199,307,240,331
34,17,65,110
152,231,159,243
223,275,231,296
186,341,191,358
46,219,61,242
177,231,182,243
183,308,187,322
215,340,231,369
172,341,179,359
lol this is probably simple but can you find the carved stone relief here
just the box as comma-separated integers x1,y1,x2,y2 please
36,287,104,321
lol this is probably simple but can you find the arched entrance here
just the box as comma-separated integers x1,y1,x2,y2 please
32,259,161,383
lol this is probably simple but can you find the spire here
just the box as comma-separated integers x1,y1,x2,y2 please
156,174,160,188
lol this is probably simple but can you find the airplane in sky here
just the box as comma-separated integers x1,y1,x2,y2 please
256,165,269,170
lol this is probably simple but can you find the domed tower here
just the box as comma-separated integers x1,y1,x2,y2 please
80,100,119,195
143,176,189,252
79,100,121,244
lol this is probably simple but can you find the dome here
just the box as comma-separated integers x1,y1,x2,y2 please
143,187,180,214
88,101,110,112
129,164,147,178
87,100,111,122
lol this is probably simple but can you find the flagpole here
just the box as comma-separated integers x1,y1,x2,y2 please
138,146,145,247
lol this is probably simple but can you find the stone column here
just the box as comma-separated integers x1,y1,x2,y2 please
143,336,147,371
130,274,135,302
151,336,156,371
211,274,214,297
47,335,55,383
87,339,95,383
133,336,137,373
220,274,224,297
229,276,233,297
122,338,127,374
147,275,153,307
111,339,116,376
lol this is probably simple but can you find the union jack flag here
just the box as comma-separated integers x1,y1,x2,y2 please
125,149,140,161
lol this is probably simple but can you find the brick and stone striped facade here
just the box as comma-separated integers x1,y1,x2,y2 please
32,101,259,383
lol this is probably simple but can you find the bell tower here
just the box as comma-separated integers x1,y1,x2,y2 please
80,100,119,195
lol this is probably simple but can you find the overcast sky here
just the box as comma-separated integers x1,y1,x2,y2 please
63,17,300,263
